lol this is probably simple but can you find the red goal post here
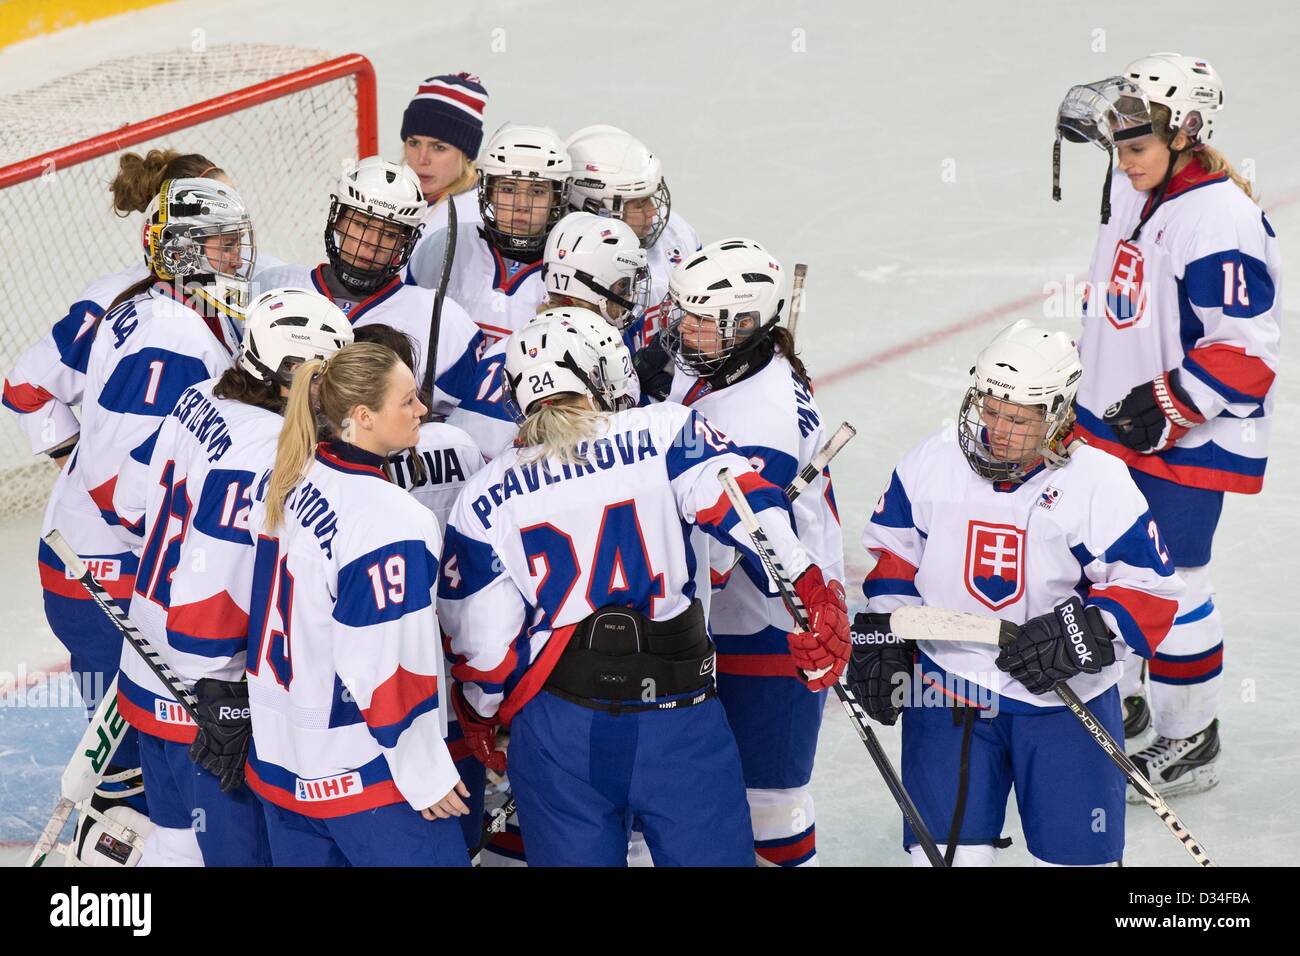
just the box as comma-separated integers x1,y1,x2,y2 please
0,46,378,517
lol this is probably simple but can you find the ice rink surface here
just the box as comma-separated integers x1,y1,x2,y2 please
2,0,1296,865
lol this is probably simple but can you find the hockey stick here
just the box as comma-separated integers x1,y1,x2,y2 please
420,196,458,420
44,530,202,724
717,468,948,868
470,440,859,858
889,606,1216,867
787,263,808,342
27,675,131,867
725,421,856,576
472,794,517,859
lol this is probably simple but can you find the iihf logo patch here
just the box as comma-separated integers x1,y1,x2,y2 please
557,249,567,259
964,520,1025,611
528,346,538,357
1106,240,1147,329
669,249,683,265
1038,486,1061,511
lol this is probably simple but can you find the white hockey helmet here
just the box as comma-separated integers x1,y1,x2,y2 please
504,307,633,415
958,319,1083,482
1124,53,1224,143
143,177,256,311
477,123,572,259
566,124,671,248
660,238,785,378
543,212,649,330
238,287,355,387
325,156,426,295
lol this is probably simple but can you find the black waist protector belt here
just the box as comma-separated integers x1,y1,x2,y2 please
545,600,716,714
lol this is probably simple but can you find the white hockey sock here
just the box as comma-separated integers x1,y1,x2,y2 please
747,787,817,867
909,843,997,867
1149,565,1223,739
138,825,203,867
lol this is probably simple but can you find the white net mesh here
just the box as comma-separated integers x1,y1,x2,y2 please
0,44,370,516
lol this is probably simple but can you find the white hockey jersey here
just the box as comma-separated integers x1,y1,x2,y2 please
112,379,283,742
861,425,1184,710
1075,161,1282,494
403,189,482,288
386,421,486,531
244,440,458,818
667,355,843,678
403,226,546,347
40,283,240,603
255,263,485,417
627,210,702,352
3,264,147,455
438,401,812,724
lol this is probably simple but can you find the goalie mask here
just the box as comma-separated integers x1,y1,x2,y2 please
958,320,1082,483
660,238,785,381
543,212,649,330
325,157,426,295
143,177,256,313
504,307,633,417
239,287,354,388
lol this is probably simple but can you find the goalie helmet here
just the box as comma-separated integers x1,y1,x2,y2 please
660,238,785,378
958,319,1082,483
504,307,633,415
477,123,572,260
543,212,649,330
325,157,426,295
238,287,354,387
143,177,256,311
566,124,671,249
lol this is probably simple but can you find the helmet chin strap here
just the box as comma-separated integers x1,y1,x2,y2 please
705,321,777,390
1129,144,1182,242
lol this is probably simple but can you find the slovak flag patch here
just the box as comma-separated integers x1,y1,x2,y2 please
964,520,1025,612
1106,239,1147,329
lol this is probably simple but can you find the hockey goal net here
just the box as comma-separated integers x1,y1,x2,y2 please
0,44,377,517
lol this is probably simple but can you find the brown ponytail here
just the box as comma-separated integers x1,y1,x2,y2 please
264,343,403,530
110,149,225,216
212,364,284,413
770,325,811,388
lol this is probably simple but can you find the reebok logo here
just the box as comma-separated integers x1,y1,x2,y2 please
218,705,250,721
852,628,903,646
1060,605,1093,665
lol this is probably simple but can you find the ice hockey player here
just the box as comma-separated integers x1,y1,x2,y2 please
445,210,649,459
852,320,1184,866
399,72,489,271
1053,53,1281,794
3,150,222,472
659,238,845,866
245,342,470,866
405,123,572,346
436,308,849,867
33,176,256,862
110,287,352,866
256,156,485,415
565,124,701,357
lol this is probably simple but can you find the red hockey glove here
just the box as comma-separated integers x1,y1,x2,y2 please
450,684,507,774
788,567,851,691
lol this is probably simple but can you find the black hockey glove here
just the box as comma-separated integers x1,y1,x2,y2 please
847,612,916,725
995,597,1115,696
188,678,253,792
1102,368,1205,454
632,338,674,403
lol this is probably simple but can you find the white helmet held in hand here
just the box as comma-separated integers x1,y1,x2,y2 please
239,287,355,387
1124,53,1224,143
958,319,1083,483
504,307,633,415
478,123,572,259
544,212,649,330
143,177,256,311
660,238,785,378
326,157,426,295
566,124,671,248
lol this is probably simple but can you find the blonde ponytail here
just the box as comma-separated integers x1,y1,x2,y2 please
264,357,326,531
1150,104,1255,202
516,394,605,465
264,342,405,530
